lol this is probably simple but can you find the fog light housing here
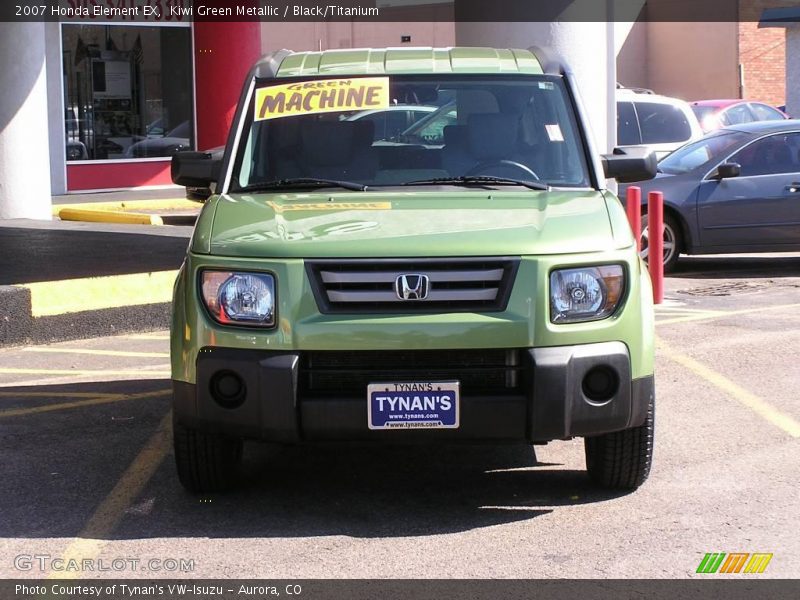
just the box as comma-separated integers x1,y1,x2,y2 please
582,366,619,403
209,370,246,409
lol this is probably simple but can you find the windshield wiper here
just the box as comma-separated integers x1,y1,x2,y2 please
403,175,549,191
238,178,367,192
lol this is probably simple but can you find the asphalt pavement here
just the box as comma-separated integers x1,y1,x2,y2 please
0,253,798,580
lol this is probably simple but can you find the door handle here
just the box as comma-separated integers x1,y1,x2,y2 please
785,182,800,193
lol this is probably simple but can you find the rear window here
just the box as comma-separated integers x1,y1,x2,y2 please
617,101,641,145
635,102,692,144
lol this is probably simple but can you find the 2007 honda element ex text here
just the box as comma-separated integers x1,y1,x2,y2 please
170,46,658,493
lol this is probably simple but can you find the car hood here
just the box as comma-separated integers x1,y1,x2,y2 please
200,189,616,258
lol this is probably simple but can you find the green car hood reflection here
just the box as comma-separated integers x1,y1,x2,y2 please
199,190,616,258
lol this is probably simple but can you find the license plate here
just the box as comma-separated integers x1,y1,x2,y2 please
367,381,459,430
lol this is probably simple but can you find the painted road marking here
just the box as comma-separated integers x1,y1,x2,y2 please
657,337,800,438
19,270,178,317
0,389,170,419
23,347,170,358
655,306,724,315
51,411,173,579
0,391,121,401
657,302,800,326
124,334,170,340
0,367,170,377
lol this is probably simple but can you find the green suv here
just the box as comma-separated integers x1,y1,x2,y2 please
170,46,657,493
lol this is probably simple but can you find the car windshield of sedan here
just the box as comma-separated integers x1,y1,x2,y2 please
658,130,750,175
230,75,590,191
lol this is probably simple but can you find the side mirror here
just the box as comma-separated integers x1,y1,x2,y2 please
713,162,741,179
171,151,221,188
601,146,658,183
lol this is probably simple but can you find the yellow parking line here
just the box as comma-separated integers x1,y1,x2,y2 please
0,367,170,376
655,307,725,315
0,389,170,419
0,391,120,400
23,347,170,358
657,302,800,326
52,411,173,579
657,338,800,438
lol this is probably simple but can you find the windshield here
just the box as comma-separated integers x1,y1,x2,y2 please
658,130,749,175
230,75,590,191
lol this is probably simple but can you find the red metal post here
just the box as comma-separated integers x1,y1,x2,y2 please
648,191,664,304
625,186,642,252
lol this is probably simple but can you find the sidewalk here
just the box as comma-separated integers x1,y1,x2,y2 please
0,217,192,347
52,187,187,205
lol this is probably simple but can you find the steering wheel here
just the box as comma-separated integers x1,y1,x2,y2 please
465,159,539,180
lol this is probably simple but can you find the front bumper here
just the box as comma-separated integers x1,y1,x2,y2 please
173,341,653,443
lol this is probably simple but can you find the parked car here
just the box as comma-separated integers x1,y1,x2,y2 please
66,140,88,161
125,121,192,158
621,120,800,271
691,99,788,133
617,87,704,159
170,46,658,494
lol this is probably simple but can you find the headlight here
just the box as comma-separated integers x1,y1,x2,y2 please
200,271,275,327
550,265,624,324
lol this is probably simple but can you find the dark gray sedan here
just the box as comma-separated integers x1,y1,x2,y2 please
622,120,800,271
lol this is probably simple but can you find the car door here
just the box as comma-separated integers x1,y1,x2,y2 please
697,132,800,247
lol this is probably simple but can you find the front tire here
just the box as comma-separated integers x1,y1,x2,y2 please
584,396,654,491
641,213,681,273
173,418,243,493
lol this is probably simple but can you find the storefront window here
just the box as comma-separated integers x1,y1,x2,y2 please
62,24,193,161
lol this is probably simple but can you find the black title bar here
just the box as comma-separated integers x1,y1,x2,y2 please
0,0,788,23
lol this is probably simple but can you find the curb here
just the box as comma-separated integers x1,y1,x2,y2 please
52,199,200,226
0,270,178,348
58,208,164,226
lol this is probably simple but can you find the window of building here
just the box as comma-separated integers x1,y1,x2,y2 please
62,24,193,161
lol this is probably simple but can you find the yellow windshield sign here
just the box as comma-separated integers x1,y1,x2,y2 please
255,77,390,121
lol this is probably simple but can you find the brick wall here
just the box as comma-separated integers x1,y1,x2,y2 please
738,0,786,106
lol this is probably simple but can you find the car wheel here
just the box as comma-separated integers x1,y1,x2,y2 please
173,418,243,493
640,213,681,273
584,394,654,491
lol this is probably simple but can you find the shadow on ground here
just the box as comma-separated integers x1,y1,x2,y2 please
1,379,628,541
0,225,189,285
670,254,800,280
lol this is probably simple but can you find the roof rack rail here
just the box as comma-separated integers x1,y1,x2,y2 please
616,83,655,94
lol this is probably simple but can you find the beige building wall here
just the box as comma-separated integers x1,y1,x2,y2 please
261,21,454,54
617,22,739,101
616,21,648,89
260,5,455,54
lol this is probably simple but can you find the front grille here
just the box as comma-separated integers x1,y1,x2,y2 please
306,257,520,313
301,349,523,396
